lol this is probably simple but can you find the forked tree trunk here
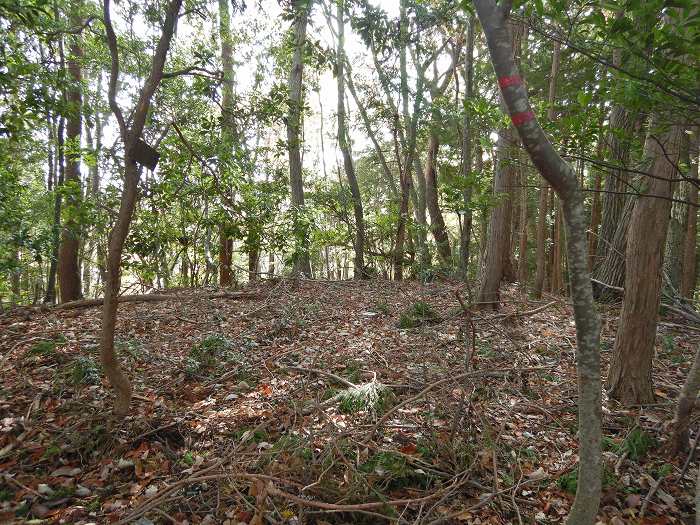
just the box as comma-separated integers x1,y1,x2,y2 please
681,132,699,298
101,0,182,415
58,0,83,303
474,3,602,523
336,0,365,279
607,119,683,405
287,0,312,276
424,133,452,264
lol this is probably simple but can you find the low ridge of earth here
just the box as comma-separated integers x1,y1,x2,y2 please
1,279,697,524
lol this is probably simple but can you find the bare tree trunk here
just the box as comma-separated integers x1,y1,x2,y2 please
475,3,602,523
100,0,182,415
424,133,452,264
477,128,514,308
287,0,311,276
592,47,635,296
45,115,64,304
58,0,84,303
670,344,700,456
607,118,683,405
664,136,689,290
459,15,475,279
218,0,236,286
394,0,411,281
533,39,560,299
681,132,699,298
336,0,365,279
588,168,603,270
518,151,529,292
551,202,564,293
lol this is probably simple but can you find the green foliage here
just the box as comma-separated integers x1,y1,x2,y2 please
397,300,439,328
359,451,434,490
185,333,235,375
70,356,100,385
337,381,393,414
620,428,657,461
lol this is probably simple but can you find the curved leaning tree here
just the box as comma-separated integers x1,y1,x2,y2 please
100,0,184,416
472,1,602,524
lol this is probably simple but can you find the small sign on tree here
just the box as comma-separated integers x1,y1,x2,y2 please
132,139,160,171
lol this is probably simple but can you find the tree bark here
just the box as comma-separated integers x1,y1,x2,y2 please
100,0,183,415
424,133,452,264
45,115,64,304
669,343,700,456
218,0,237,286
286,0,311,276
607,118,683,405
336,0,365,279
592,47,635,296
58,0,84,303
664,138,689,290
681,131,699,298
459,15,475,279
474,3,602,523
477,127,515,308
533,39,560,299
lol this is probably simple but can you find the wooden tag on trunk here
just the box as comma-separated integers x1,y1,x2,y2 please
132,139,160,171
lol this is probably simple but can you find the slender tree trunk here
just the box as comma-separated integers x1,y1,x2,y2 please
517,150,529,292
45,116,65,304
607,118,683,405
475,3,602,523
58,0,84,303
588,168,603,270
424,133,452,264
100,0,182,415
218,0,236,286
551,202,564,293
670,344,700,456
394,0,411,281
336,0,365,279
287,0,311,276
459,15,475,279
592,47,635,296
665,136,690,290
533,40,560,299
477,128,514,308
681,132,699,298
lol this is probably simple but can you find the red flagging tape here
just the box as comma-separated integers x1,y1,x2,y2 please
498,75,522,89
511,111,535,126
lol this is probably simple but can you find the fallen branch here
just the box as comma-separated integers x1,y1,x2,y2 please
54,291,259,310
366,366,551,441
55,294,173,310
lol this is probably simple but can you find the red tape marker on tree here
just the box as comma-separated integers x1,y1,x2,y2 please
511,111,535,127
498,75,522,89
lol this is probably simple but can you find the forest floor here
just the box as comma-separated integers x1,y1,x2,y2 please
0,278,698,524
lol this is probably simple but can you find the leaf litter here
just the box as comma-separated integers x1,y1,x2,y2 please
0,279,697,523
